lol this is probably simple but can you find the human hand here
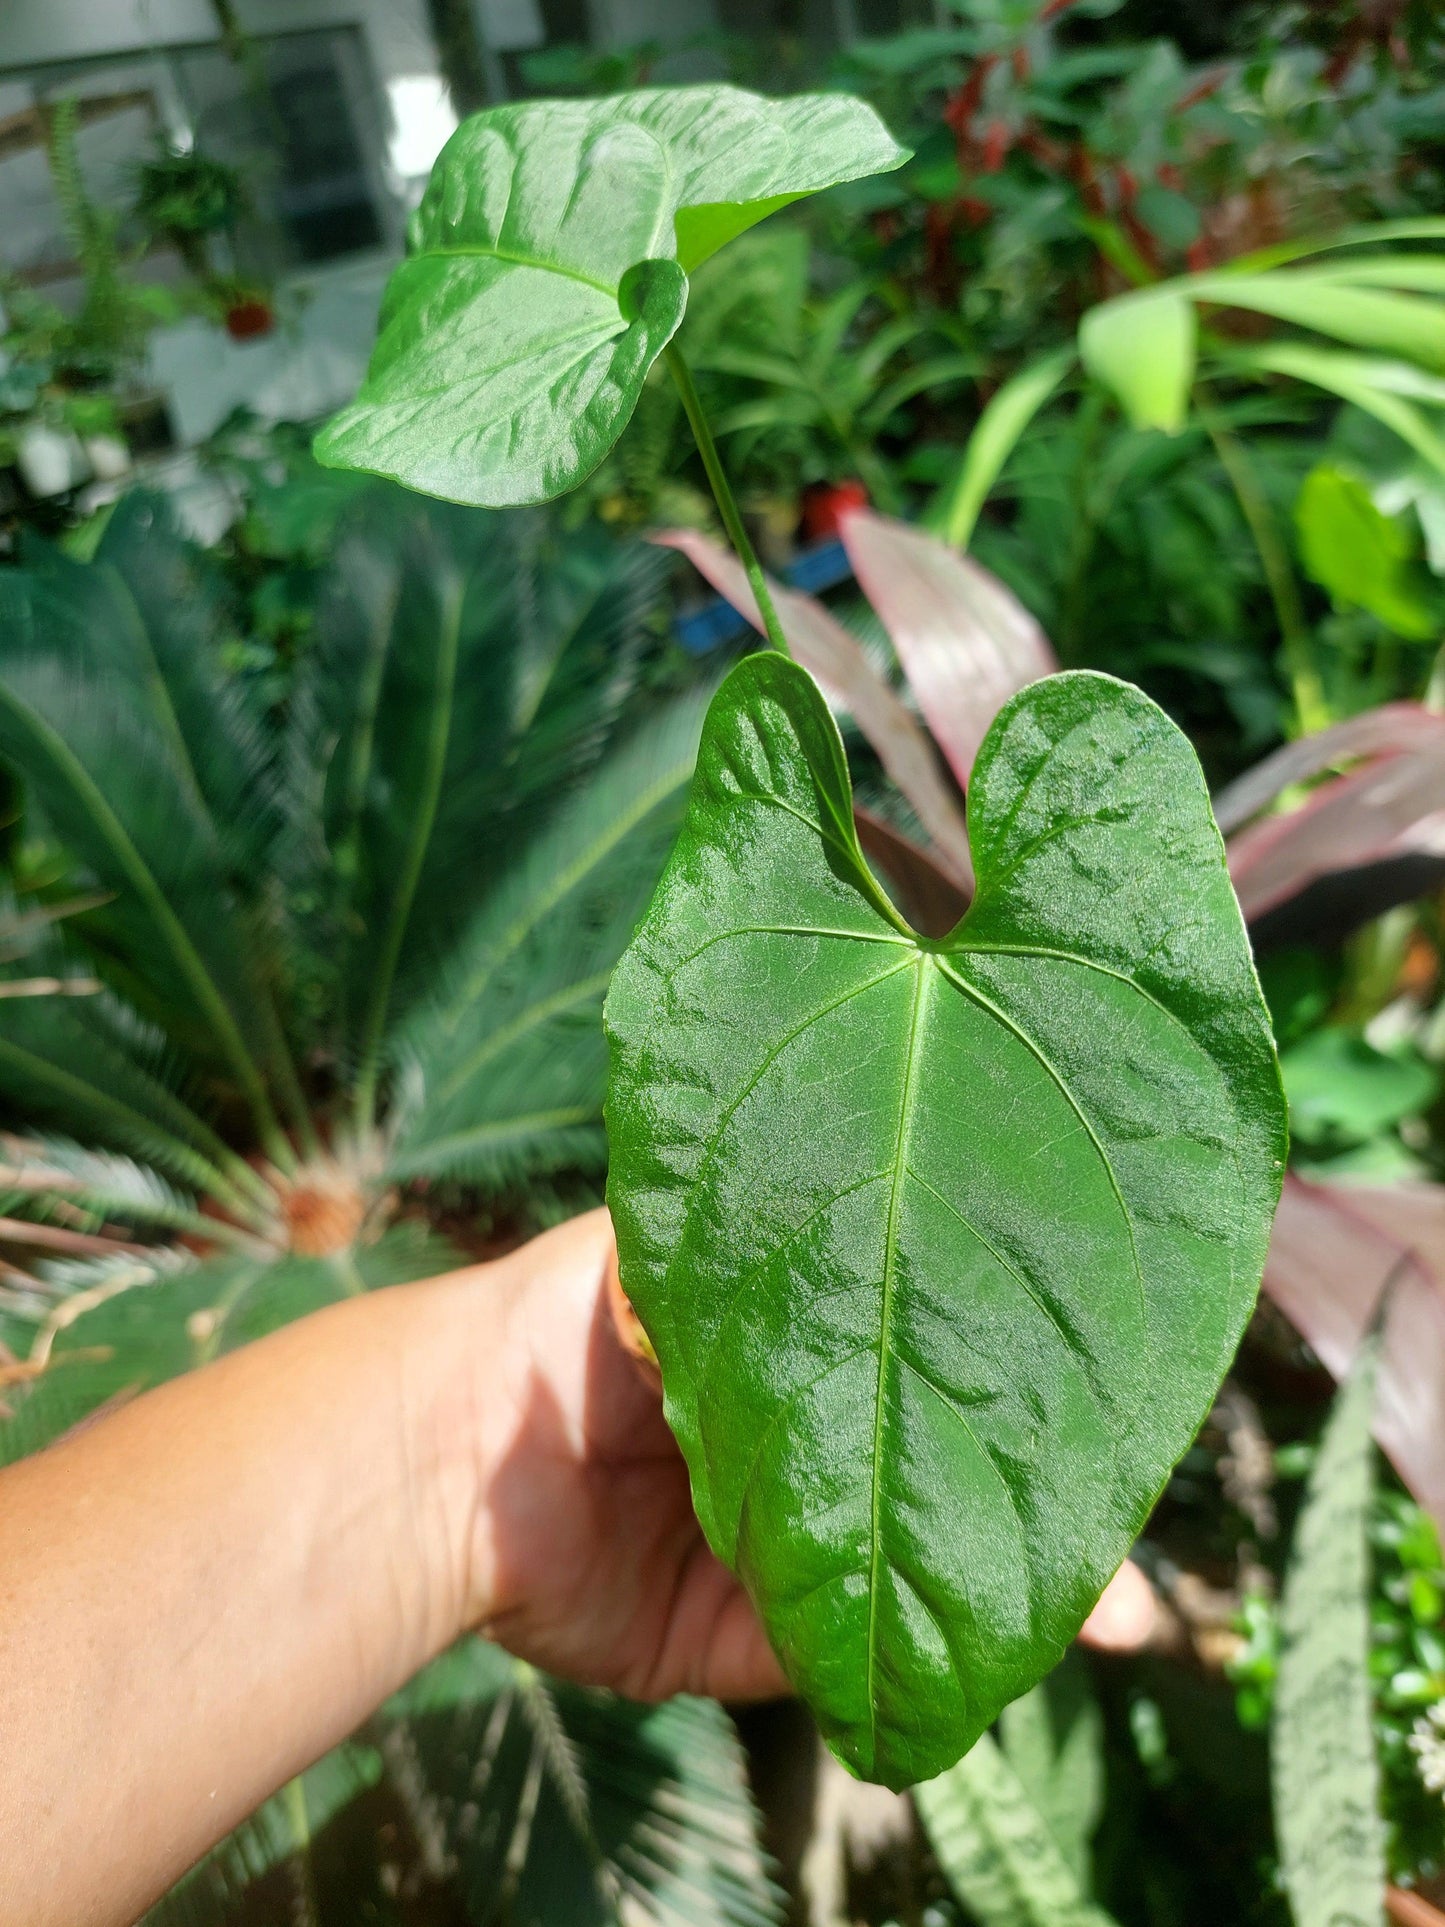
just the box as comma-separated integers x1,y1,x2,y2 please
460,1207,790,1703
455,1209,1154,1698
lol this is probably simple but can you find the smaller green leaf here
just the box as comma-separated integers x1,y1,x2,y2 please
1079,292,1196,434
915,1731,1121,1927
316,87,908,508
1295,464,1438,640
997,1658,1105,1889
1272,1337,1386,1927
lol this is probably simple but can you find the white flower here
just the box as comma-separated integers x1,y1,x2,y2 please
1409,1703,1445,1795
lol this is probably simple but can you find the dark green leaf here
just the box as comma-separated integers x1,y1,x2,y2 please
389,687,712,1187
315,87,907,507
1271,1338,1386,1927
605,654,1284,1787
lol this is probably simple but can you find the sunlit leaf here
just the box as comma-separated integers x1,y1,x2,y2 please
1294,464,1437,641
606,654,1285,1786
1079,291,1196,434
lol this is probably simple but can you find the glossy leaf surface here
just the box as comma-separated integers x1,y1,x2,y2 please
605,654,1285,1787
315,87,906,506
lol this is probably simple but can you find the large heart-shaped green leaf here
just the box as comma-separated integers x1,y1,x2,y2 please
315,87,907,507
604,654,1285,1789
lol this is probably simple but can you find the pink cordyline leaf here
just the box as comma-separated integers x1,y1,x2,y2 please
1265,1175,1445,1529
838,507,1058,785
1215,703,1445,837
1228,748,1445,922
656,530,974,890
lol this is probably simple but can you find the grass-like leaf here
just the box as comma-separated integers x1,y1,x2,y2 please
915,1729,1120,1927
1271,1336,1387,1927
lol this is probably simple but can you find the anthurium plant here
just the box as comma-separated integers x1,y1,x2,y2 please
319,82,1287,1790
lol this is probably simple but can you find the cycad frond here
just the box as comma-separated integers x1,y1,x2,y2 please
389,1638,784,1927
0,507,300,1156
0,960,265,1220
282,494,672,1081
386,687,713,1190
0,1227,462,1467
0,1131,212,1238
141,1742,385,1927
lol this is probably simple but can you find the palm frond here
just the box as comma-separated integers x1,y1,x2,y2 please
386,687,712,1190
387,1637,784,1927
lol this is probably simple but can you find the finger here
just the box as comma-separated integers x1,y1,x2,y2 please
1078,1557,1157,1652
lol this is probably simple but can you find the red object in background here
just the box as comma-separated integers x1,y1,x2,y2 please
225,298,275,341
801,479,869,544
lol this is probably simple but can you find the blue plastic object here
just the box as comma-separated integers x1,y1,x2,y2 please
672,538,854,655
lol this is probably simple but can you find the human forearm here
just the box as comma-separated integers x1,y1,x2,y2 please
0,1268,491,1927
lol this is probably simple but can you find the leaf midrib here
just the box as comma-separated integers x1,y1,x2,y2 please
416,241,620,300
866,954,932,1769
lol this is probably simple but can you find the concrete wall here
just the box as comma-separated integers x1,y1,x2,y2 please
0,0,726,446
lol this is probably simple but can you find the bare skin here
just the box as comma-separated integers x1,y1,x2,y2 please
0,1206,1149,1926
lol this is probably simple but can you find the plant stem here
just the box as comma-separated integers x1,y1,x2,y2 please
1199,400,1329,736
664,343,793,659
